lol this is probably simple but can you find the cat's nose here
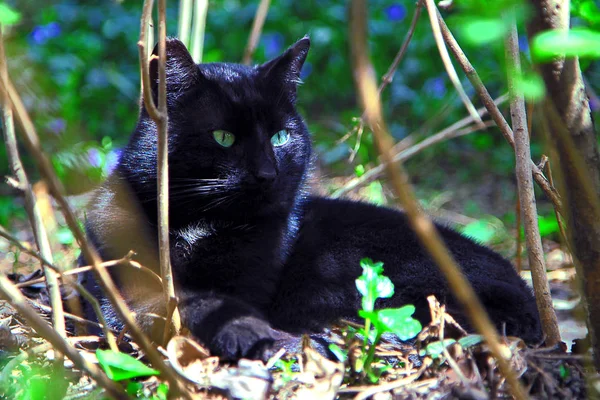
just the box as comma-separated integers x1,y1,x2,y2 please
255,165,277,185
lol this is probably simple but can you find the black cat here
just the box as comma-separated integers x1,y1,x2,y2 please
82,37,542,360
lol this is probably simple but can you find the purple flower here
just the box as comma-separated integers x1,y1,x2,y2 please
518,35,529,53
105,149,122,174
30,22,61,45
424,76,447,99
262,33,285,59
385,3,406,22
87,148,102,168
590,97,600,112
47,118,66,135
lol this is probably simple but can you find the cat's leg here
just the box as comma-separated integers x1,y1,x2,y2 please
178,290,284,360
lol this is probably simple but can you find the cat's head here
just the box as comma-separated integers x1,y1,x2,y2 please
120,37,312,224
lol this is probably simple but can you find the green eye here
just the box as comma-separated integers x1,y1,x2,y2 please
213,130,235,147
271,129,290,147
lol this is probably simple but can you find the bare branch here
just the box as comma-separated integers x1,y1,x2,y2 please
138,0,161,121
348,1,528,398
0,275,128,399
378,2,423,94
332,96,506,198
435,10,563,213
505,19,560,345
422,0,484,128
190,0,209,63
177,0,193,48
242,0,271,65
0,25,66,362
0,53,191,399
156,0,182,344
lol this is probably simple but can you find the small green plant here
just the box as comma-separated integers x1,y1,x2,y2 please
96,349,167,399
330,258,422,383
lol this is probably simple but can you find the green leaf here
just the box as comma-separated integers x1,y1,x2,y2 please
155,383,169,400
376,306,422,340
457,334,483,348
532,28,600,61
96,349,160,381
356,259,394,312
461,220,496,244
538,214,560,237
577,0,600,25
460,18,507,45
513,73,546,101
328,343,347,363
0,3,21,26
419,339,457,358
559,364,570,379
56,226,75,246
354,164,365,177
366,181,386,205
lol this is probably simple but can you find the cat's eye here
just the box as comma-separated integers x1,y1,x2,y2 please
213,130,235,148
271,130,290,147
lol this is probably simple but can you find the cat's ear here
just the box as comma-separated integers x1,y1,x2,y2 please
259,36,310,99
149,38,200,99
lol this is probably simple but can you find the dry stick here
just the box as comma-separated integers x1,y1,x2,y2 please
332,97,505,198
347,1,527,399
347,1,423,162
177,0,193,49
422,0,484,128
0,275,128,399
0,228,162,289
138,0,160,121
505,20,560,345
242,0,271,65
159,0,181,345
515,192,523,273
0,26,66,363
377,2,423,94
544,161,569,250
435,11,563,215
190,0,209,63
0,63,191,400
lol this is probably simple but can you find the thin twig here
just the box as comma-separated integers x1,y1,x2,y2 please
332,96,505,198
177,0,193,49
378,2,423,94
544,160,569,248
190,0,208,63
0,55,190,399
348,2,528,399
138,0,161,121
505,18,560,345
0,227,162,288
0,26,66,364
0,275,128,399
155,0,181,344
242,0,271,65
422,0,484,128
435,10,563,214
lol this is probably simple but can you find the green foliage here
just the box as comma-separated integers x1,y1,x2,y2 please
126,382,169,400
418,334,483,358
0,2,21,26
0,362,69,400
96,349,160,382
353,258,421,382
532,28,600,61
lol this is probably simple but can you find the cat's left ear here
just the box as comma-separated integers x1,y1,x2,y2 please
259,36,310,100
149,38,200,101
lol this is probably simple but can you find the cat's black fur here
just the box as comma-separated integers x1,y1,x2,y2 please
82,37,542,360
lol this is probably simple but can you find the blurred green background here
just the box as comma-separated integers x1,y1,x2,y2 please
1,0,599,247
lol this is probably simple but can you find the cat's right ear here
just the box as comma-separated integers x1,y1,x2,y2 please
148,38,200,100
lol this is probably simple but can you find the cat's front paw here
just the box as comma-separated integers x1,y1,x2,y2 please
211,316,277,360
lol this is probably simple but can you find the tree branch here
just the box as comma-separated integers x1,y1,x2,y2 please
0,25,66,363
242,0,271,65
435,8,563,214
348,1,527,399
505,18,560,345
